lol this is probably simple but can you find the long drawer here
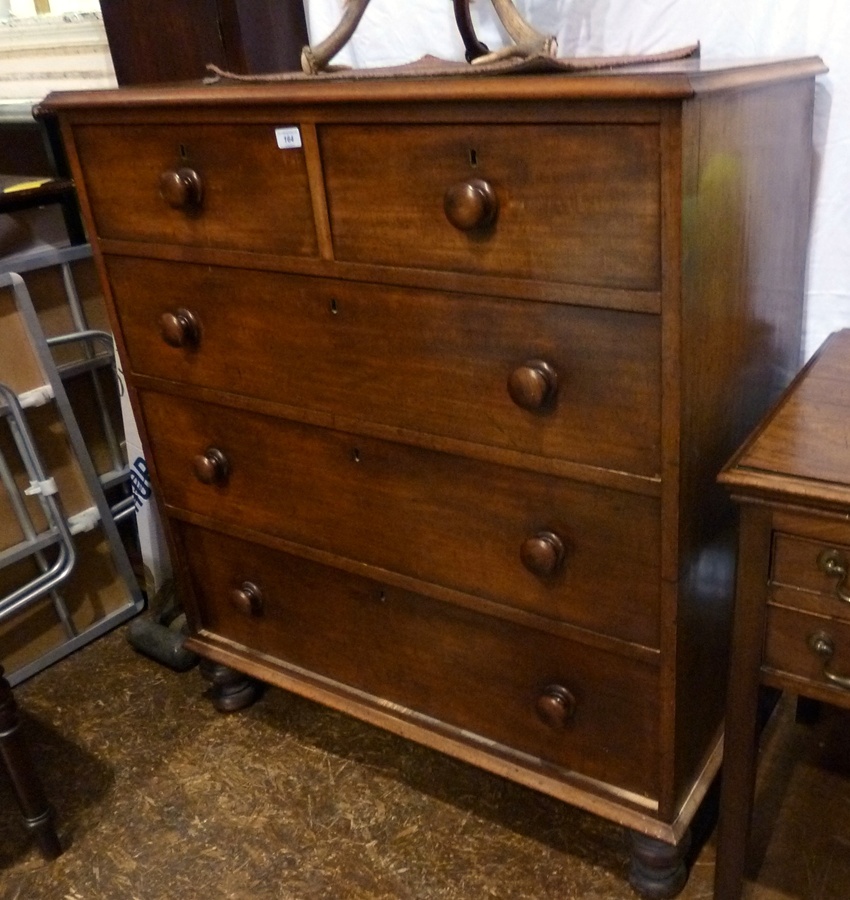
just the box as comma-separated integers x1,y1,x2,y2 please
320,123,661,290
142,391,662,648
177,521,660,799
108,256,661,477
73,123,318,257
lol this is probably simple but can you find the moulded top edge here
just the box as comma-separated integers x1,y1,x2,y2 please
38,56,827,115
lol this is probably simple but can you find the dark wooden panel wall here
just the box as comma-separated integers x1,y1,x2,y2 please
99,0,308,85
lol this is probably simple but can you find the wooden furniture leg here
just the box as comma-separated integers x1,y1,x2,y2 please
0,667,61,859
713,508,774,900
628,830,691,899
199,659,262,712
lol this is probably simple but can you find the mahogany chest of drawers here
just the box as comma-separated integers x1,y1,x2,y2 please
44,56,824,896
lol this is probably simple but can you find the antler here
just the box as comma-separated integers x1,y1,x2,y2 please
300,0,557,75
474,0,558,64
301,0,371,75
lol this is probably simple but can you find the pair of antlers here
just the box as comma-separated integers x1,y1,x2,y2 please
301,0,558,74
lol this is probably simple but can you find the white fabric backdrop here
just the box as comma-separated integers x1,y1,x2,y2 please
304,0,848,358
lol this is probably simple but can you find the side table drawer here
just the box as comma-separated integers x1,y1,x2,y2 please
179,522,661,799
771,533,850,620
73,123,318,257
764,604,850,703
320,123,660,291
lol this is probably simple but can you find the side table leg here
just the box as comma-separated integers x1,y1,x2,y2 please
199,659,262,712
0,669,62,859
628,829,691,899
714,507,774,900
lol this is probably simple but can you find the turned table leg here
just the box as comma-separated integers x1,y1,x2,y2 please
199,659,262,712
0,667,61,859
628,829,691,899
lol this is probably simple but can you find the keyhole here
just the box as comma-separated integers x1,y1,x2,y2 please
469,148,478,167
351,448,361,463
179,143,188,160
330,298,339,315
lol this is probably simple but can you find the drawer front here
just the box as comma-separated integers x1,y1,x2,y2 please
764,604,850,706
108,256,661,477
73,123,317,256
178,522,660,798
771,534,850,621
143,392,661,647
320,124,661,290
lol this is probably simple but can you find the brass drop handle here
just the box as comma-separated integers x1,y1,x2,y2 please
508,360,558,411
444,177,499,231
520,530,566,577
535,684,576,728
159,167,203,210
159,308,200,348
230,581,264,617
817,549,850,603
192,447,229,485
808,631,850,691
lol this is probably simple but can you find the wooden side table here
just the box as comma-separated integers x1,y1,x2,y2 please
0,666,61,859
715,328,850,899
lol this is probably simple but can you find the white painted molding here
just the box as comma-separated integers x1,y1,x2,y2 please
0,13,117,115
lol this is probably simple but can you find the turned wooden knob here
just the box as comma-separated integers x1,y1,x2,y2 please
535,684,576,728
508,360,558,411
159,308,200,348
521,531,566,577
159,167,203,210
230,581,263,616
192,447,229,485
444,178,498,231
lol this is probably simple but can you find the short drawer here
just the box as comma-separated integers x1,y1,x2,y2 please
142,392,662,648
770,533,850,621
764,604,850,706
320,123,660,291
177,522,661,799
73,123,317,256
108,256,661,477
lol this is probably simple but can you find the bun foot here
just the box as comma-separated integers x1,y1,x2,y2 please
628,830,691,899
199,660,262,712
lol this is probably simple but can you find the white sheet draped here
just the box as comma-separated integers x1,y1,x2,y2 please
304,0,848,357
